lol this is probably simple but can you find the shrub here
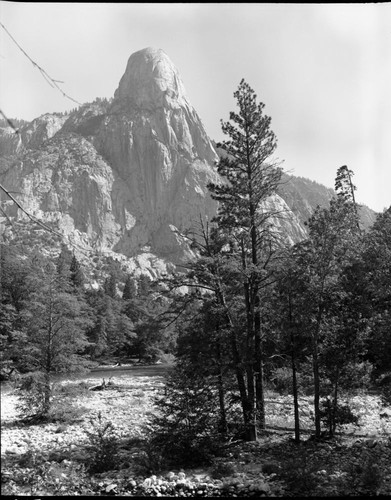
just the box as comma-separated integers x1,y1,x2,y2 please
55,381,91,397
84,411,119,473
270,366,292,395
262,461,280,475
269,365,314,396
281,454,323,496
47,400,86,424
360,462,383,493
319,398,359,436
146,366,224,467
339,361,374,392
15,372,51,422
133,439,166,475
345,456,384,495
211,460,237,479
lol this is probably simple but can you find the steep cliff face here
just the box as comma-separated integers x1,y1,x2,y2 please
0,48,220,271
0,114,68,157
0,133,121,251
92,48,220,258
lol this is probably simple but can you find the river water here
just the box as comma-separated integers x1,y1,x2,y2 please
58,364,171,381
0,364,172,394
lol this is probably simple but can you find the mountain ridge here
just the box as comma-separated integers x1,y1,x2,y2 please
0,47,377,277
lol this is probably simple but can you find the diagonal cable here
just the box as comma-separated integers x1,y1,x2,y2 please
0,21,81,106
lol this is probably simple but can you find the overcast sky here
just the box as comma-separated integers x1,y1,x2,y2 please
1,2,390,212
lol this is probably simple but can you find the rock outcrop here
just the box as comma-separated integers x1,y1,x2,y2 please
0,47,377,276
0,48,220,271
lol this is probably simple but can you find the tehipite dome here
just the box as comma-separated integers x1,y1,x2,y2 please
114,47,190,109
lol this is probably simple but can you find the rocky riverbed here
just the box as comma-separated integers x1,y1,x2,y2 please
1,371,391,496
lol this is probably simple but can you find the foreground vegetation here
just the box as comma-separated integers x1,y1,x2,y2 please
1,371,390,496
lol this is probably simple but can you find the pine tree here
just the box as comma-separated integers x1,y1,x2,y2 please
123,274,137,301
359,206,391,376
18,254,92,419
335,165,357,204
70,254,85,289
104,271,117,299
148,363,222,466
56,244,73,279
292,181,363,438
138,274,152,297
335,165,361,231
208,79,283,438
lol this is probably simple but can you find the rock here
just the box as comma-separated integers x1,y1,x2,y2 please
0,47,220,270
142,477,152,488
365,438,378,448
0,46,348,277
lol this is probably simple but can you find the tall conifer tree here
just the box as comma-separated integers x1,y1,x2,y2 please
208,79,283,438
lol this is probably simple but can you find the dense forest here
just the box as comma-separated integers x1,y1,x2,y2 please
1,80,390,496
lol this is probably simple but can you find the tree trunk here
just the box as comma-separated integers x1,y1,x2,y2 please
245,365,257,441
43,370,51,415
331,366,340,435
312,329,321,439
216,341,228,435
254,302,266,430
291,336,301,443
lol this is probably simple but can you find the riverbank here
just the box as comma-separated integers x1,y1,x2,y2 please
1,371,391,496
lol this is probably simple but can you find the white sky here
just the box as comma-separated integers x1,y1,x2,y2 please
1,2,390,212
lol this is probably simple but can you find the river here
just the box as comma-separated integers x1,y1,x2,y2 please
0,364,172,394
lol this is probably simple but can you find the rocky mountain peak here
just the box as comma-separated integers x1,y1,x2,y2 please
114,47,189,110
0,48,377,278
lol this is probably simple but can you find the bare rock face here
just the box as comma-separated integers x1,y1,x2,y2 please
0,114,68,157
0,47,220,269
259,194,308,246
93,47,220,259
0,133,121,252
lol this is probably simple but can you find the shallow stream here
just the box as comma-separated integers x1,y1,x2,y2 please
0,364,172,394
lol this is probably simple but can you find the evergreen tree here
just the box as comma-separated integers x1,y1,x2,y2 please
208,79,283,438
148,363,223,466
104,271,117,299
271,249,313,442
0,244,30,378
335,165,360,231
123,274,137,301
138,274,152,297
359,206,391,376
290,187,363,438
18,254,92,419
70,254,85,289
56,243,73,279
335,165,357,205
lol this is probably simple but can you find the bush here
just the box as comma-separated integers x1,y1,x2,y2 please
269,365,314,396
319,398,359,435
211,460,237,479
146,366,224,467
16,372,51,422
281,453,324,496
133,439,166,475
54,381,91,397
339,361,374,391
47,400,86,424
345,456,384,495
270,367,292,395
84,411,119,473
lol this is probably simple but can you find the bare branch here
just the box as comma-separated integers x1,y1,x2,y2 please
0,21,81,106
